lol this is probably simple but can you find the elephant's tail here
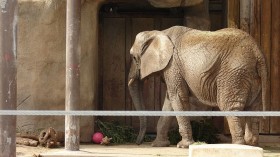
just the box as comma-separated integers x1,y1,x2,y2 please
256,50,269,112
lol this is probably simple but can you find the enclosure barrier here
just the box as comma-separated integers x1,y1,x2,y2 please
1,110,280,117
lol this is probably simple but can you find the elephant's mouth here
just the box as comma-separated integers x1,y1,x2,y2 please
128,68,140,86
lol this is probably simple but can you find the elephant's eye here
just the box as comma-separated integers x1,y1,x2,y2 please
133,57,140,66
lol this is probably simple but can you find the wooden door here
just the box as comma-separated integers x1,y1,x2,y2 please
99,12,183,132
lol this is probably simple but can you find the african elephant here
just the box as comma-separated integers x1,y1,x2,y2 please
128,26,268,148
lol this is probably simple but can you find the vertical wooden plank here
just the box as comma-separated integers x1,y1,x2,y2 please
103,18,126,124
0,0,17,156
98,16,104,113
249,0,261,126
240,0,251,32
270,0,280,134
209,11,224,31
250,0,261,44
125,17,132,127
131,18,155,132
227,0,240,28
259,0,271,134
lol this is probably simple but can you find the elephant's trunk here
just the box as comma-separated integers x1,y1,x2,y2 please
128,77,147,145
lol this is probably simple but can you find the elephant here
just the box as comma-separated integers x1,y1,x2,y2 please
127,26,268,148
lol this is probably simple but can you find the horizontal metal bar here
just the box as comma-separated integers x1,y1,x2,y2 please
0,110,279,117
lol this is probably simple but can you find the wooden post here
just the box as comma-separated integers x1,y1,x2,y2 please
259,0,271,134
270,0,280,134
250,0,261,43
240,0,251,32
65,0,81,151
0,0,18,156
227,0,240,28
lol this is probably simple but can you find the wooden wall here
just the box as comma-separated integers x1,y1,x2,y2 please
227,0,280,134
98,0,280,135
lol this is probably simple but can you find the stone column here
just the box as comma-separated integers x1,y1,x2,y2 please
65,0,81,151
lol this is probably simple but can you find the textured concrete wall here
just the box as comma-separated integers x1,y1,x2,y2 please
17,0,101,142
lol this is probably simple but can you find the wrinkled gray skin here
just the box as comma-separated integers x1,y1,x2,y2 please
128,26,268,148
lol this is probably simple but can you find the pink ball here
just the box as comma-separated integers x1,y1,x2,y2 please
92,132,104,144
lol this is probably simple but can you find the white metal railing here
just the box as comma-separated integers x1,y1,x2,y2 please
0,110,280,117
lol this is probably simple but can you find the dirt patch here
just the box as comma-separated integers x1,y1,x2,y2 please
16,144,55,157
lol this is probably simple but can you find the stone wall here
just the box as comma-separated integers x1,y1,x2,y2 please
17,0,102,142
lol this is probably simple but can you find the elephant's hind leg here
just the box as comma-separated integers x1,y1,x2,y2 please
217,72,251,144
167,82,194,148
226,116,246,144
244,116,259,146
244,94,261,146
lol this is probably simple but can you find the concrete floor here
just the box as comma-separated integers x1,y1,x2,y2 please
16,143,280,157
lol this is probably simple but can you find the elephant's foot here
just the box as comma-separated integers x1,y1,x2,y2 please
135,133,145,145
151,139,170,147
232,138,245,145
176,139,194,148
245,135,258,146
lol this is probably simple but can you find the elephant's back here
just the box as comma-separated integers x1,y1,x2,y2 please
176,28,255,105
182,28,250,47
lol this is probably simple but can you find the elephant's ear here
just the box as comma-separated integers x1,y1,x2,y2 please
140,32,174,79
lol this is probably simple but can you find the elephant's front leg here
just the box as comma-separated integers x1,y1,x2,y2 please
171,92,194,148
152,93,175,147
164,74,194,147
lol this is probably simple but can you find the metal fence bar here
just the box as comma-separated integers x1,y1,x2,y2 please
1,110,280,117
